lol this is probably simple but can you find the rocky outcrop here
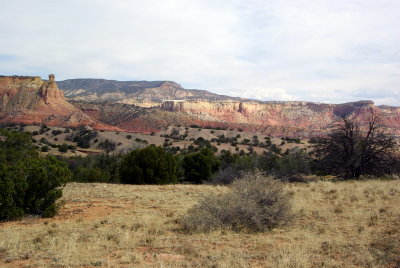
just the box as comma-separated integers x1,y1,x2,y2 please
0,75,120,130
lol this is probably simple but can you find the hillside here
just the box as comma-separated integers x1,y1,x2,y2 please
58,79,238,106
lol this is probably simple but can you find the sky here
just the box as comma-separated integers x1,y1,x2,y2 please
1,0,399,105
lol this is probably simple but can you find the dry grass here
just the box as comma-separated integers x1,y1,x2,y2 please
0,179,399,267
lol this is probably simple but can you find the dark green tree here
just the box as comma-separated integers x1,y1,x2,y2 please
183,148,219,183
24,156,70,217
120,145,177,184
58,143,68,152
0,130,70,220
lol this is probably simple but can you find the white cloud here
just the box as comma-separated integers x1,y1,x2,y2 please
0,0,399,105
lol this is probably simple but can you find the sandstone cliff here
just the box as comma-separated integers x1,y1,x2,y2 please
0,75,119,130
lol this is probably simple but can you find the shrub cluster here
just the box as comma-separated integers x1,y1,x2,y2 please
98,139,116,153
0,130,71,220
68,127,98,148
120,145,177,184
181,171,292,232
212,149,312,184
61,153,122,183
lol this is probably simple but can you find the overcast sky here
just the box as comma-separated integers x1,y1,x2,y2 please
1,0,399,105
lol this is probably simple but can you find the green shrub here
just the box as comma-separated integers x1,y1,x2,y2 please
120,145,177,184
257,149,312,179
67,144,76,150
74,167,111,183
72,128,97,148
181,171,292,232
270,144,282,154
0,130,70,220
51,130,63,136
0,164,28,219
183,148,219,183
23,156,71,217
61,154,122,183
58,143,68,152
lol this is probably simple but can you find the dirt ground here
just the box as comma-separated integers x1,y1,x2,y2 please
0,179,399,267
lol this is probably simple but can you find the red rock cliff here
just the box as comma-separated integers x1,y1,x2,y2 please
160,100,400,136
0,75,119,130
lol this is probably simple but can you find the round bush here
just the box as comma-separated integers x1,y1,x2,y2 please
182,171,292,232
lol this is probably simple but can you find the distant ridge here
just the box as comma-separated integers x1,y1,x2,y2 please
58,78,240,106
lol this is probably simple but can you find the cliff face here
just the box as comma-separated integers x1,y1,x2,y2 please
0,75,119,130
160,100,400,136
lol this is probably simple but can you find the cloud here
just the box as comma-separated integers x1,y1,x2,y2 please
0,0,399,105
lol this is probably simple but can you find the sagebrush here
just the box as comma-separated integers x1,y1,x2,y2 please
182,171,292,232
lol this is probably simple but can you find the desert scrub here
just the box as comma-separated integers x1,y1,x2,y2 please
181,171,292,232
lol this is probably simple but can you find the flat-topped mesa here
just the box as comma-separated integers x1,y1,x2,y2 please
354,100,374,106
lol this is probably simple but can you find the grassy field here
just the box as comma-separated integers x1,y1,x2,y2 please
0,179,399,267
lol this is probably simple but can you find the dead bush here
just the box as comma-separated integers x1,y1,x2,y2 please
181,170,292,232
210,166,243,185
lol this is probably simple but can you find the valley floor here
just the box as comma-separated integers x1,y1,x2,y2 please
0,180,399,267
